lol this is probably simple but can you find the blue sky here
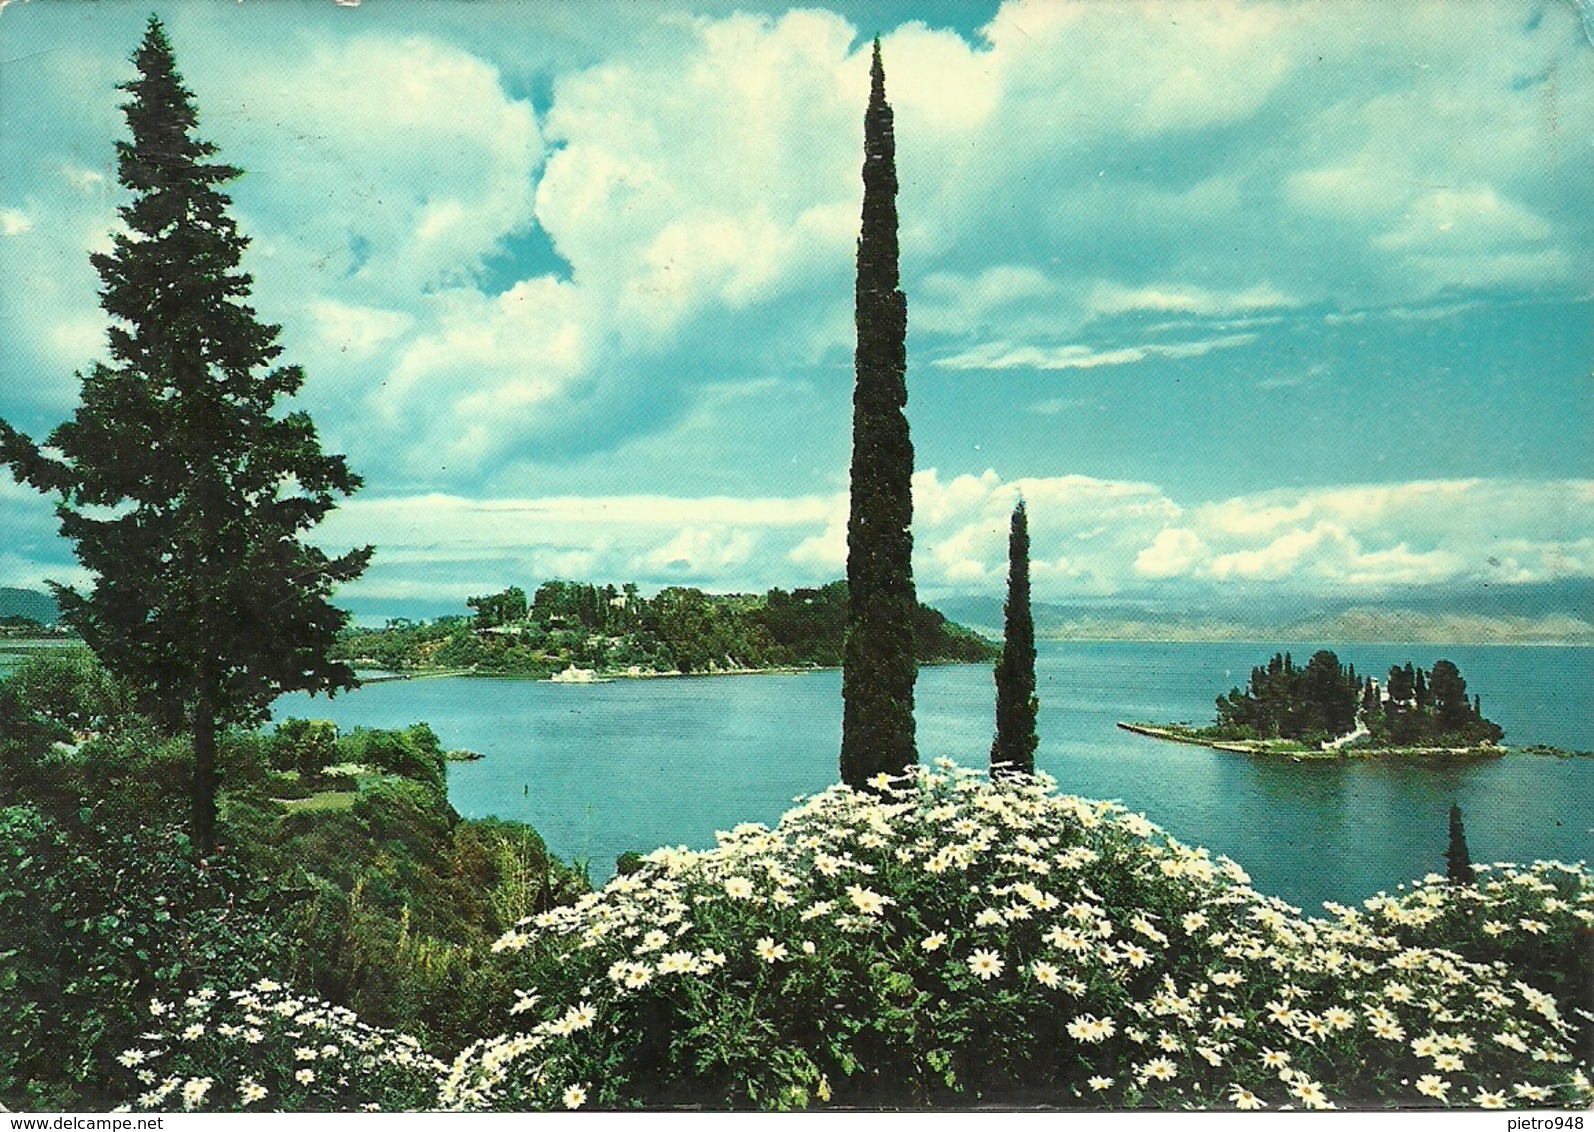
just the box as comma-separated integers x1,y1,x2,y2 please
1,0,1591,638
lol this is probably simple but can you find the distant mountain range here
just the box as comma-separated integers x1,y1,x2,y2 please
934,589,1594,646
0,587,59,625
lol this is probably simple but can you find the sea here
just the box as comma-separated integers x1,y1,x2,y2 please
269,641,1593,912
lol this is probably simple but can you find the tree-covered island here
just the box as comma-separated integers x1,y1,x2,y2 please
1121,649,1519,757
333,579,995,679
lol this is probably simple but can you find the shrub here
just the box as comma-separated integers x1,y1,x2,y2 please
0,804,286,1110
107,980,443,1112
341,725,447,792
448,764,1591,1111
96,762,1594,1113
270,719,341,777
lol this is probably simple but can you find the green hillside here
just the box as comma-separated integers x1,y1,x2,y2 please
334,580,996,678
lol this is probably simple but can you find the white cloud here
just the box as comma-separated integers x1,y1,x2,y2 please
643,527,758,575
916,265,1062,335
1086,281,1293,318
1142,479,1594,589
535,9,861,335
307,475,1592,604
980,0,1293,139
1134,528,1206,579
306,301,413,362
0,207,32,236
2,0,1588,508
217,33,542,299
933,334,1257,371
1375,187,1554,252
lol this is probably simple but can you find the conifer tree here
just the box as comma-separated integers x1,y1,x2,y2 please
841,39,916,787
1445,802,1473,884
991,501,1038,775
0,18,370,851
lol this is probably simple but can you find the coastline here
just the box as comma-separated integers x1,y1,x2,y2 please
354,658,987,684
1115,721,1511,760
352,662,831,683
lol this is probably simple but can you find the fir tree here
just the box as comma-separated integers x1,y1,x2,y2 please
0,18,369,851
840,39,916,787
1445,802,1473,884
991,501,1038,775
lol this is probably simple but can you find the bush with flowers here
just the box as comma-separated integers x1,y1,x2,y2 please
1344,865,1592,1053
110,761,1592,1111
106,980,443,1112
0,803,287,1109
443,762,1592,1110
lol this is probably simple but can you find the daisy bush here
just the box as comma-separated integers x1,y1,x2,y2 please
109,980,443,1112
1349,863,1594,1053
441,762,1593,1110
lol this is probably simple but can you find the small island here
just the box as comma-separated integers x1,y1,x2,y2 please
333,578,996,680
1122,649,1517,758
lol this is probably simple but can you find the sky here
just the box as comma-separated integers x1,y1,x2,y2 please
1,0,1591,638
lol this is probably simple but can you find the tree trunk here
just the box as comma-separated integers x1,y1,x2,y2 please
192,686,218,855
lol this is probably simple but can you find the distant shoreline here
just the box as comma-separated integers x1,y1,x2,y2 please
354,661,992,684
1031,634,1594,648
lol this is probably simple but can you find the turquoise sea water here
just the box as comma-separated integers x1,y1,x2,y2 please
272,641,1593,911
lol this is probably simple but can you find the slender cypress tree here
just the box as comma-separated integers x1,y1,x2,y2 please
991,500,1039,775
840,40,916,787
0,18,370,852
1445,802,1473,884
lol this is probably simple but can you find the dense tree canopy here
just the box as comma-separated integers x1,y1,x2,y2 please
1214,651,1503,746
842,40,918,787
334,579,993,677
991,501,1038,775
0,18,368,850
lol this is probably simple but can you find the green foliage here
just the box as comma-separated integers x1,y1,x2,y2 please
0,649,587,1106
341,724,448,793
332,579,993,678
108,981,444,1112
270,718,341,777
0,804,286,1110
468,586,529,629
0,18,369,851
1215,651,1358,742
841,40,918,788
0,649,197,827
1213,652,1503,748
1368,660,1505,748
992,501,1039,775
219,722,588,1044
438,764,1592,1111
1,647,128,738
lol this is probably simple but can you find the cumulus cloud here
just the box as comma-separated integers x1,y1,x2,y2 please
2,0,1587,526
1135,529,1206,579
295,473,1592,611
216,32,544,300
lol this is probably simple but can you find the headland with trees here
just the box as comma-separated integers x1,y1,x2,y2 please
333,578,994,680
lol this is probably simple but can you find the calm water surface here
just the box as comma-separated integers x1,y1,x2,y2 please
274,642,1592,910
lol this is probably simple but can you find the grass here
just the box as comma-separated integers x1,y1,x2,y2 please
279,790,359,813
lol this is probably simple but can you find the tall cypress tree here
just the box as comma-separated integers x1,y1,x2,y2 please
840,40,916,787
0,18,370,852
1445,802,1473,884
991,500,1038,775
